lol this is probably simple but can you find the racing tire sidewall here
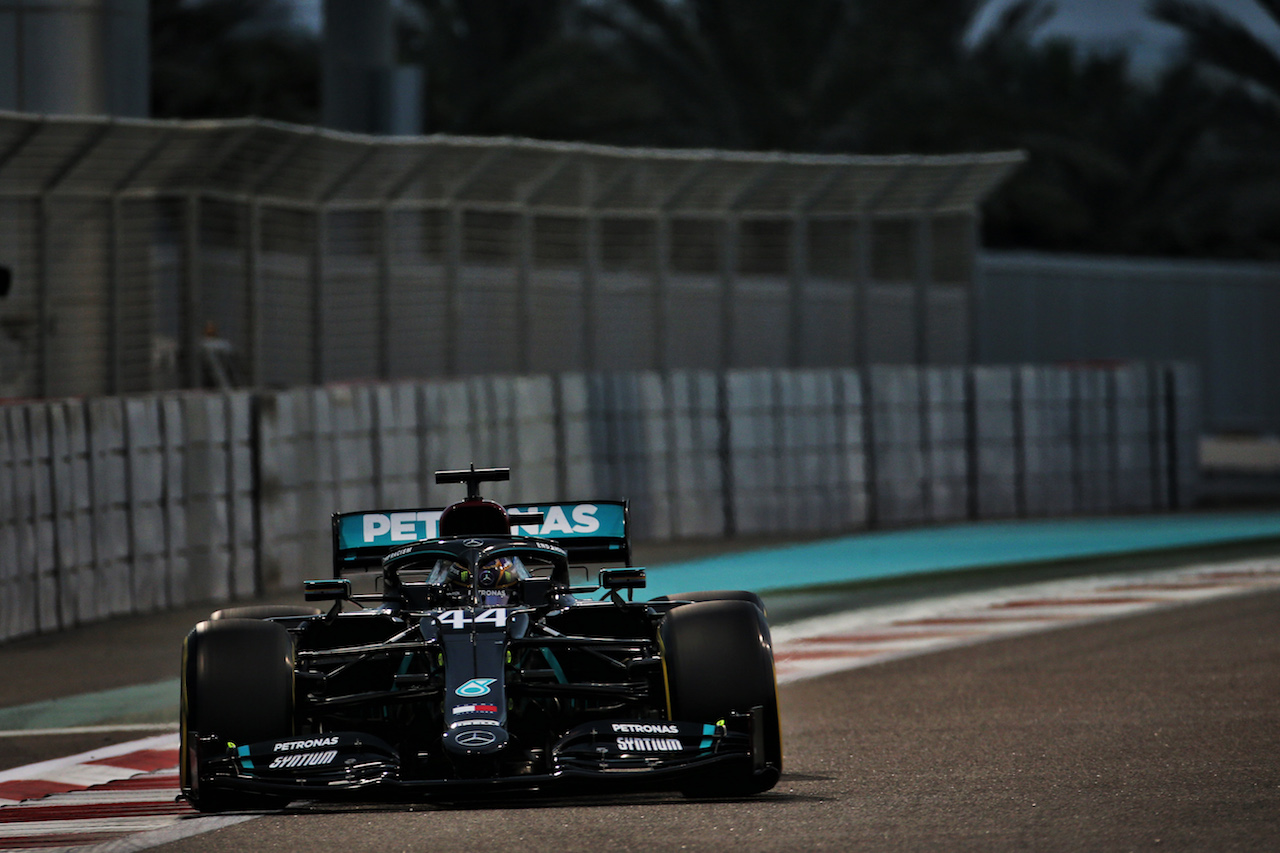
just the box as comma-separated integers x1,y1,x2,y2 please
659,599,783,796
181,618,295,811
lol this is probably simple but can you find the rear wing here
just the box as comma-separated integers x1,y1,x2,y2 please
331,500,631,574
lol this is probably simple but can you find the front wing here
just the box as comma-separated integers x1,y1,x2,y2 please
189,711,771,800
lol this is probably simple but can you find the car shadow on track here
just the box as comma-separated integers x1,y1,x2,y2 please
270,779,833,815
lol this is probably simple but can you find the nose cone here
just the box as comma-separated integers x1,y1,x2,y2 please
443,725,510,756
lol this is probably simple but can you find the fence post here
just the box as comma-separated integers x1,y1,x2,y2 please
37,196,51,397
109,195,122,393
717,371,736,537
854,214,871,370
1012,366,1026,517
720,217,739,371
184,193,202,389
914,213,932,365
445,209,463,376
860,367,878,527
788,216,807,369
654,216,671,372
584,214,601,372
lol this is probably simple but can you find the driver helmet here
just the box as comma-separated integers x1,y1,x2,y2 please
476,556,527,605
430,556,527,604
477,556,524,589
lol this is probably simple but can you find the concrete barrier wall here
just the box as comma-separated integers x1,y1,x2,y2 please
1074,368,1113,514
1167,363,1201,509
726,370,782,535
0,392,255,642
0,363,1198,642
1020,366,1076,517
870,366,926,526
971,367,1019,518
667,371,726,540
778,370,847,534
924,368,969,523
834,370,870,532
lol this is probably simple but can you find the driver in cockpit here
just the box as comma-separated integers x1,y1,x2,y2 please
429,555,528,605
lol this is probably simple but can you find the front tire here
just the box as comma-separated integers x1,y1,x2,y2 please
659,599,783,796
209,604,321,621
650,589,767,616
181,618,295,812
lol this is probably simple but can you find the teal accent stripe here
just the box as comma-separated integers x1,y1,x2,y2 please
542,648,567,684
0,680,178,731
641,511,1280,600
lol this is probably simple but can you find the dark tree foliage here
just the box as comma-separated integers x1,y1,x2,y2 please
1142,0,1280,257
147,0,1280,259
1150,0,1280,105
966,2,1277,257
579,0,987,151
399,0,655,139
151,0,319,123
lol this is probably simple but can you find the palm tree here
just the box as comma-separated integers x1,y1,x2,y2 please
399,0,653,140
581,0,987,152
1149,0,1280,105
968,2,1272,257
151,0,319,123
1146,0,1280,257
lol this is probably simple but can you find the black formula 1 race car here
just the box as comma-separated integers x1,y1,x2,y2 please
180,466,782,810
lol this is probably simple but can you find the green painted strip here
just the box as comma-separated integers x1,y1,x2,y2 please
0,724,178,738
0,679,179,730
642,511,1280,599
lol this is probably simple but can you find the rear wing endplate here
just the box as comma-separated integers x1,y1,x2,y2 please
331,500,630,574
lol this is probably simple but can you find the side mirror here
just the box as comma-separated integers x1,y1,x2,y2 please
305,578,352,601
599,568,646,603
519,576,554,607
599,567,646,591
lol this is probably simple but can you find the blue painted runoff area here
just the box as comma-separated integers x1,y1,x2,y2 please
639,511,1280,600
0,680,179,731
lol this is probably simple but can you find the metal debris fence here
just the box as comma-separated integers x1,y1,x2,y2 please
0,112,1022,400
0,362,1197,642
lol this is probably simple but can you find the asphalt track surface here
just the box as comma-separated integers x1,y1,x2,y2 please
131,584,1280,853
3,539,1280,850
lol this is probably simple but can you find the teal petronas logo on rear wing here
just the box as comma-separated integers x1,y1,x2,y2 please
508,503,619,537
332,501,630,571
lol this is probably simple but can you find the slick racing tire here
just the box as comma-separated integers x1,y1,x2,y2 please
659,599,783,797
650,589,767,616
181,618,295,812
209,604,322,621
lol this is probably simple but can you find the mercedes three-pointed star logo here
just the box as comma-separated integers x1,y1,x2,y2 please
455,729,497,748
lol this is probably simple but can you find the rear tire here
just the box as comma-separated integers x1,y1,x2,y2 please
659,600,782,797
181,618,295,812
